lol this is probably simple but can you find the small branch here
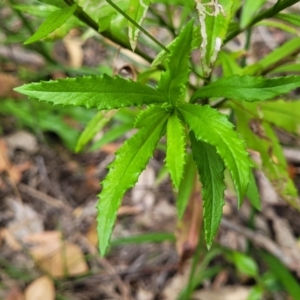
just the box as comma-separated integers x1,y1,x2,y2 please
106,0,169,53
221,218,293,270
63,0,154,63
225,0,300,44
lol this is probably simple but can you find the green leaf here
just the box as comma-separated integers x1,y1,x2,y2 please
24,4,77,45
247,286,264,300
270,63,300,75
158,20,194,105
128,0,150,50
192,75,300,102
218,51,243,77
233,102,300,210
13,4,59,18
260,252,300,299
190,134,225,248
240,0,266,29
276,13,300,27
135,105,168,128
244,37,300,75
14,75,166,110
0,99,87,151
78,0,129,30
151,25,201,68
90,123,133,151
245,171,261,211
176,154,197,219
195,0,234,77
178,103,250,204
166,111,186,190
38,0,67,8
97,113,168,256
75,110,116,153
111,232,175,246
256,20,300,36
259,100,300,135
229,251,258,277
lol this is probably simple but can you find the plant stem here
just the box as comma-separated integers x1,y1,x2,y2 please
106,0,169,53
240,28,252,68
63,0,155,63
9,0,55,64
148,6,176,36
225,0,300,44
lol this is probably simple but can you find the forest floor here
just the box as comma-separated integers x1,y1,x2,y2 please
1,4,300,300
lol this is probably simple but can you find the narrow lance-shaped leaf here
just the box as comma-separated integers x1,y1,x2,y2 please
152,25,202,68
276,13,300,28
240,0,266,29
192,75,300,102
190,134,225,248
97,108,169,256
233,102,300,210
218,51,243,77
75,110,116,153
178,103,250,204
166,111,186,190
24,4,77,44
176,153,197,219
135,105,168,128
158,20,194,105
14,75,166,110
90,123,133,151
244,38,300,75
245,171,261,211
195,0,234,77
259,100,300,136
128,0,150,51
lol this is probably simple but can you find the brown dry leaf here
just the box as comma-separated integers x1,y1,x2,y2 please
86,220,98,247
101,143,121,153
0,73,21,98
176,180,203,263
85,165,101,193
0,139,31,184
5,131,38,154
0,138,9,173
4,287,24,300
192,286,250,300
0,228,22,250
135,288,153,300
28,231,88,277
63,34,84,68
24,276,55,300
162,262,191,299
7,198,44,241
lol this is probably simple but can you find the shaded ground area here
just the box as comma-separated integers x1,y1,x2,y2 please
1,3,300,300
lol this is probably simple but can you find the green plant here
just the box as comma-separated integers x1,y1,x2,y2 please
14,0,300,262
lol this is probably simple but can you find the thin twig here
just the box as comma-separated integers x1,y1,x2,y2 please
18,183,67,209
221,217,293,269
